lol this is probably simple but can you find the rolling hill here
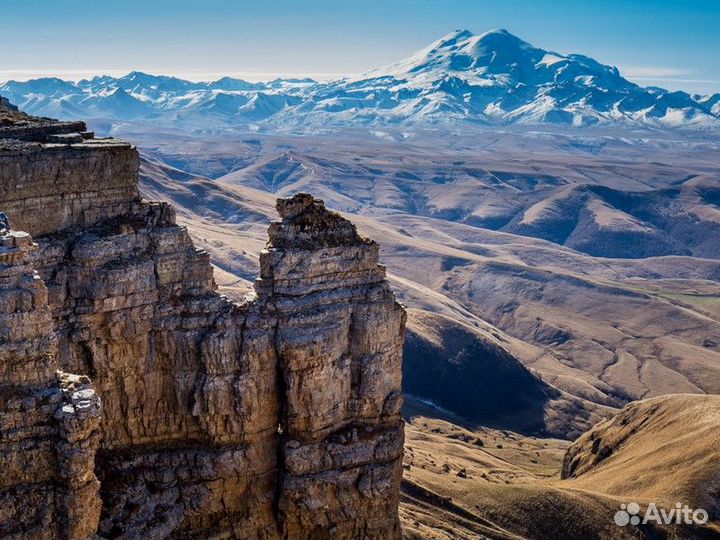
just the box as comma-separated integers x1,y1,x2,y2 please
139,143,720,441
563,394,720,518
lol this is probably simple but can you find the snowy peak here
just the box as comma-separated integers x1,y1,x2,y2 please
1,29,718,130
2,77,78,97
438,28,475,43
369,28,620,87
368,28,531,77
421,28,528,59
374,29,534,73
459,28,539,69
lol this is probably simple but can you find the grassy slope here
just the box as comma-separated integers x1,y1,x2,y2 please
563,394,720,515
402,395,720,540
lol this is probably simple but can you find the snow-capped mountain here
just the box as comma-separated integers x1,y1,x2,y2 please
2,29,718,130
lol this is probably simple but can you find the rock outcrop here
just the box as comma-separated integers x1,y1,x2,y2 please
261,195,405,539
0,227,102,540
0,108,405,540
0,96,17,111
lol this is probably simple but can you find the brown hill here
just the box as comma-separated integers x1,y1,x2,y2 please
402,394,720,540
563,394,720,518
405,309,567,435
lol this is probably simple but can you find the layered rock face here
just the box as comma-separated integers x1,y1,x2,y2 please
0,130,138,236
0,111,405,540
258,195,406,539
0,227,101,540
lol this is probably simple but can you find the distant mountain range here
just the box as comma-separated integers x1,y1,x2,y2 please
2,29,719,130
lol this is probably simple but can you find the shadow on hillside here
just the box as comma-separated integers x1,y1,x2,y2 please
402,324,557,437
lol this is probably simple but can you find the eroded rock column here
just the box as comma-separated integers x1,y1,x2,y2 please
257,194,406,540
1,102,406,540
29,201,281,540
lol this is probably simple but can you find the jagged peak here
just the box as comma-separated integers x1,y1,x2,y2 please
121,70,158,81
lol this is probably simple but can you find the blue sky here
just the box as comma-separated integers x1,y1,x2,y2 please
1,0,718,94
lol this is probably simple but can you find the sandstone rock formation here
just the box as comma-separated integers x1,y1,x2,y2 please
0,108,405,540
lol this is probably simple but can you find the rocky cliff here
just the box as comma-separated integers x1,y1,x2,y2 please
0,104,405,540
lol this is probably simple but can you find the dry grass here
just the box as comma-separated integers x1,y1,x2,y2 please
401,395,720,540
563,394,720,513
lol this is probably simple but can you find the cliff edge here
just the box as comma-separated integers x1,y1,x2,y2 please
0,103,405,540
